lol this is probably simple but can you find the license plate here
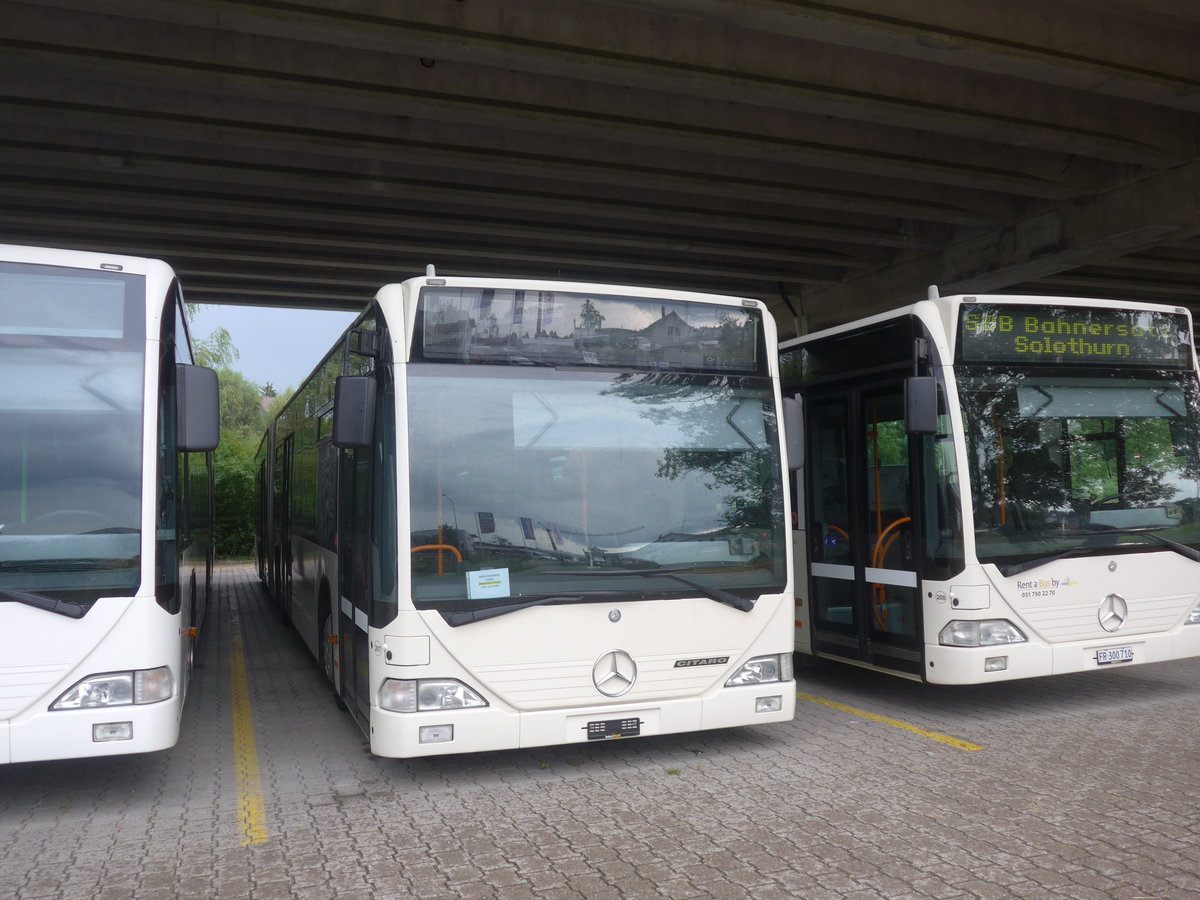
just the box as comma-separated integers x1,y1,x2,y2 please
1096,646,1134,666
585,717,642,740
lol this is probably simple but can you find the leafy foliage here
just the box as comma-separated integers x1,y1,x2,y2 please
217,367,267,436
186,309,272,557
208,365,269,557
212,429,260,557
193,325,239,369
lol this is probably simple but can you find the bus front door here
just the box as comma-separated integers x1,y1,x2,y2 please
337,444,373,731
805,386,924,678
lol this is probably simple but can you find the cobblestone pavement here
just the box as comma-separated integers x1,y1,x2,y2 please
3,562,1199,899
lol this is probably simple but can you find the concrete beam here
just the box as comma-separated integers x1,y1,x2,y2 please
0,142,920,263
0,91,999,230
0,50,1103,204
623,0,1200,112
7,1,1189,183
795,160,1200,332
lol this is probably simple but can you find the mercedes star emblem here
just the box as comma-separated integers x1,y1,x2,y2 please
592,649,638,697
1098,593,1129,633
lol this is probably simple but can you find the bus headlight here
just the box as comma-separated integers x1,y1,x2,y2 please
50,667,174,710
1186,601,1200,625
379,678,488,713
724,653,794,687
939,619,1026,647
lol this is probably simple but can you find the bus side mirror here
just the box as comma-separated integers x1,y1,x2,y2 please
333,375,376,449
905,376,938,435
176,364,220,452
782,396,804,471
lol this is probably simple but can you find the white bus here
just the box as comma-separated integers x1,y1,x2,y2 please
0,244,219,764
780,287,1200,683
257,269,795,757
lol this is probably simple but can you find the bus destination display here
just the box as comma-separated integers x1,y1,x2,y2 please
958,303,1190,367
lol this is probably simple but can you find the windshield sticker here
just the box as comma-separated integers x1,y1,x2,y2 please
466,568,510,600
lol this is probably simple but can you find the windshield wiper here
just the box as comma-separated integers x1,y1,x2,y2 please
0,586,86,619
996,529,1200,577
1092,528,1200,562
441,595,584,627
643,571,756,611
547,568,756,612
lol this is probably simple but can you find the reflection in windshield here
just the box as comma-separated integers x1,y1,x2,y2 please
959,368,1200,567
418,286,763,374
0,262,145,606
408,366,785,607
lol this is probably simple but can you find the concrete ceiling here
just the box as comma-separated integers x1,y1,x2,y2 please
2,0,1199,336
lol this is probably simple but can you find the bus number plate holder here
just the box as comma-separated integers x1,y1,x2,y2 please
1096,646,1133,666
586,717,641,740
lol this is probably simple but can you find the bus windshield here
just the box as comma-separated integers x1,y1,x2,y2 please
0,263,145,606
958,367,1200,570
407,366,786,609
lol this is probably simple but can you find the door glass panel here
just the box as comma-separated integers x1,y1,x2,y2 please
337,442,373,727
863,392,917,641
808,399,854,633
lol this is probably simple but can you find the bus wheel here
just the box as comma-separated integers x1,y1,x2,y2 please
320,609,348,711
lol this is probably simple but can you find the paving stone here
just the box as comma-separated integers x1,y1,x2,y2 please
3,562,1200,899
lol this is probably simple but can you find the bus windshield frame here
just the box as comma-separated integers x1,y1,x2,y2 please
956,361,1200,574
0,261,147,606
407,288,785,615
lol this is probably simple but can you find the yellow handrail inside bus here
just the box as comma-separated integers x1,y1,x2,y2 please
412,543,463,561
871,515,911,631
411,544,463,577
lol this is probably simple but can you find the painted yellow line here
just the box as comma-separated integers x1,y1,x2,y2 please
797,691,984,751
230,609,269,846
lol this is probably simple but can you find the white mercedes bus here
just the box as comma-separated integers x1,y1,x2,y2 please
781,288,1200,683
1,244,218,763
258,270,796,757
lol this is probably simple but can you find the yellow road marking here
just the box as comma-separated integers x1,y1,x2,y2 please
230,609,269,846
797,691,983,751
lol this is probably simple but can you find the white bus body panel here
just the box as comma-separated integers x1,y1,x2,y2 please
289,536,337,660
922,552,1200,684
792,529,813,656
368,591,796,758
1,596,184,764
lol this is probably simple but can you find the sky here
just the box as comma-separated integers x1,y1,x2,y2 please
188,304,358,393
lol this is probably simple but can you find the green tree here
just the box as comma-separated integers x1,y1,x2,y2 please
264,387,294,422
193,326,239,369
209,366,269,557
217,366,267,438
187,308,268,556
187,309,267,557
212,430,260,557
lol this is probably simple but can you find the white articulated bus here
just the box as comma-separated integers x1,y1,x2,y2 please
780,288,1200,684
257,269,795,757
0,244,219,764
